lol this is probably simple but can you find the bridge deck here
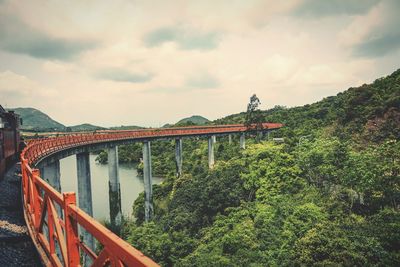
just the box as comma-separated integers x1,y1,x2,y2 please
20,123,283,266
0,163,42,266
26,123,283,165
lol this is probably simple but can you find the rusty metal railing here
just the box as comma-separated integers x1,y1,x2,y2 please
20,123,282,266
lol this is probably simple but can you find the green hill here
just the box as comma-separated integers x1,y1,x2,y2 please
9,107,65,131
176,115,210,126
215,68,400,143
116,68,400,267
68,123,106,132
109,125,143,130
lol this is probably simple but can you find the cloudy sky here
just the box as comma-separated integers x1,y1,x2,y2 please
1,0,399,127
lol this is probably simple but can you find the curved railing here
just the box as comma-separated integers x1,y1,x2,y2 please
20,123,282,266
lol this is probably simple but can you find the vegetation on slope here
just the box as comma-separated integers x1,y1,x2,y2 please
162,115,210,128
68,123,105,132
10,107,65,131
109,125,143,130
215,68,400,143
108,69,399,266
176,115,210,126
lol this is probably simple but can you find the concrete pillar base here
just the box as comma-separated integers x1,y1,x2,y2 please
175,139,183,177
208,136,215,169
76,152,94,254
240,133,246,149
40,160,61,192
143,141,153,221
108,146,122,226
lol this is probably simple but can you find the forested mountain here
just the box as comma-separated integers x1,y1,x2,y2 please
176,115,210,125
215,68,400,143
162,115,210,128
109,125,143,130
68,123,105,132
102,69,399,266
9,107,65,131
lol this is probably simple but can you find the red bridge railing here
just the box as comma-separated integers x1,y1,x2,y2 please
20,123,282,266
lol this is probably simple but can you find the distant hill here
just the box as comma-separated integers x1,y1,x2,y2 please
215,68,400,143
68,123,105,132
176,115,210,126
109,125,143,130
9,107,65,131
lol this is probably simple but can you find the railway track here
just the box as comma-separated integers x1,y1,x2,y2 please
0,163,42,266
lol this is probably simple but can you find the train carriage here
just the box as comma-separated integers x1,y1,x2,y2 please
0,105,21,179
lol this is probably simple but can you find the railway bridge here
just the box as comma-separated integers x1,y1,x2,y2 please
20,123,283,266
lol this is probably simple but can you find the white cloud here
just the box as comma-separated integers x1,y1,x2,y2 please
42,61,74,73
0,70,56,107
339,0,400,57
0,1,399,127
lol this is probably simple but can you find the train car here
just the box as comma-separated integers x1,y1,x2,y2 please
0,105,22,179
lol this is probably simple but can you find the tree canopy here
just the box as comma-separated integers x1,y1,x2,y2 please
98,69,400,266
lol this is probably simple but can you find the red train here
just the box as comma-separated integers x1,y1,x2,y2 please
0,105,22,179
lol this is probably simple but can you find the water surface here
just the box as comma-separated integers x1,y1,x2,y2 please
59,154,163,221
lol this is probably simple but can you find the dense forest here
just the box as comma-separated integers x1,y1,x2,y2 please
98,69,400,266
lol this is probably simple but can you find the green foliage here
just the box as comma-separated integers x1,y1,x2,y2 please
297,137,349,188
343,140,400,211
216,69,400,143
368,209,400,264
294,216,388,266
241,143,304,202
120,70,400,266
244,94,264,129
128,222,174,266
175,115,210,126
10,107,65,131
69,123,105,131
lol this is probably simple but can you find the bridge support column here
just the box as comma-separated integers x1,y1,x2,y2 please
240,133,246,149
76,152,94,258
212,135,217,143
40,160,61,192
208,135,215,169
108,146,122,226
257,131,263,142
175,138,183,177
40,160,63,224
143,141,153,222
228,134,232,144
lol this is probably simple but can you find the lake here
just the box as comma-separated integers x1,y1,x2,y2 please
59,154,163,221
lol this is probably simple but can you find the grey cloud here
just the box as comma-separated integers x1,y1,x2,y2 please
144,28,179,47
0,14,95,60
353,0,400,57
292,0,380,17
185,73,220,89
355,34,400,57
95,68,154,83
144,26,220,51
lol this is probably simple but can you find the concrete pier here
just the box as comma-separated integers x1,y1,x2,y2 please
257,131,263,142
108,146,122,226
142,141,153,221
240,133,246,149
212,135,217,143
175,138,183,177
40,160,63,219
208,135,215,169
76,152,94,255
40,160,61,192
228,134,232,144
